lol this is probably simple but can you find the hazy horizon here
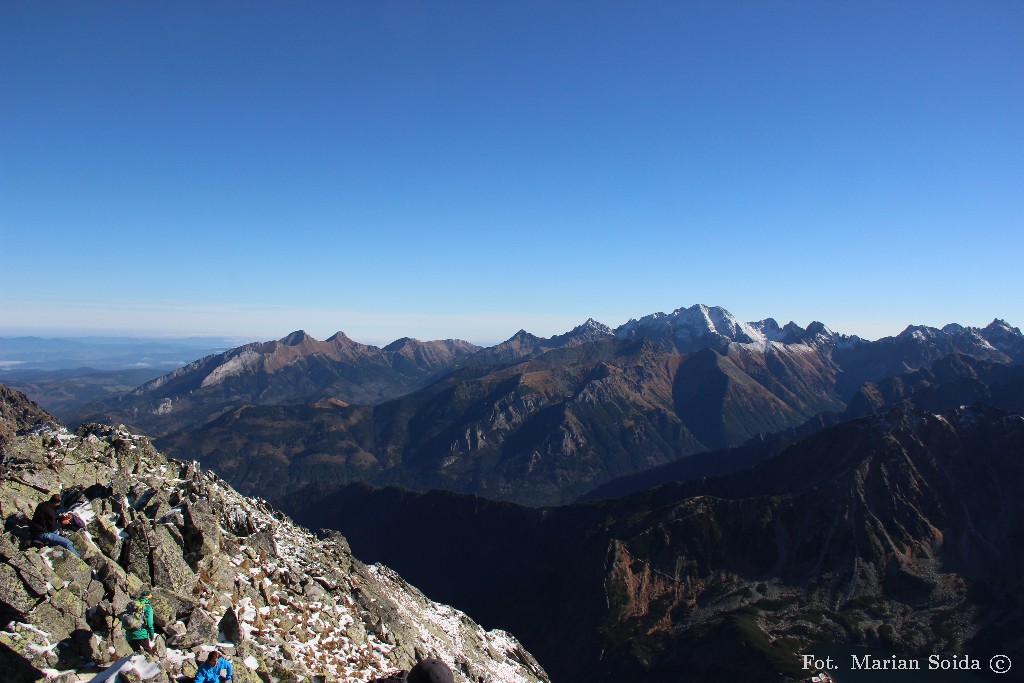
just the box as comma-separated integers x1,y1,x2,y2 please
1,305,1019,350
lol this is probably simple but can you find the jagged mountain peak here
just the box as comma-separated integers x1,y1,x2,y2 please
973,319,1024,363
615,303,765,350
326,330,355,344
986,318,1019,332
562,318,614,343
805,320,833,337
572,318,613,334
280,329,314,346
896,324,950,341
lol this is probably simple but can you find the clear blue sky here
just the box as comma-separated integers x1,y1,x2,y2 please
2,1,1021,345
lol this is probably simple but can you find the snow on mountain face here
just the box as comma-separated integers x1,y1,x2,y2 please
889,321,1021,361
571,318,614,337
614,304,835,352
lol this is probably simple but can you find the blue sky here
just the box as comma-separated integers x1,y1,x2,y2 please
2,1,1021,345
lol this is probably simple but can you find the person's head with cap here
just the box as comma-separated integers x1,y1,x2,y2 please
138,586,152,600
407,658,455,683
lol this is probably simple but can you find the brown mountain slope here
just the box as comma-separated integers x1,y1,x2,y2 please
72,331,479,436
159,339,850,506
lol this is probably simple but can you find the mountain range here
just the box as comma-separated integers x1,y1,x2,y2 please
98,306,1024,506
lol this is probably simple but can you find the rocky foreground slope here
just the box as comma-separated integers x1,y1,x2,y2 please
0,387,548,683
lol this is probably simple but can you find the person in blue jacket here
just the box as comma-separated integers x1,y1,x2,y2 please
194,650,233,683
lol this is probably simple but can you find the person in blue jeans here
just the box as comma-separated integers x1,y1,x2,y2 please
194,650,233,683
30,493,80,558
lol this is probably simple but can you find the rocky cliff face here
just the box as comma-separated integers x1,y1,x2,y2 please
0,387,548,683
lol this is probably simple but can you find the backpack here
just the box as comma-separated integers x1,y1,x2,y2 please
120,599,147,631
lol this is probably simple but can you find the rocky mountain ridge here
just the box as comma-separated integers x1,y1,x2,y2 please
50,308,1024,508
70,333,480,436
156,335,847,506
157,320,1023,507
0,386,548,683
71,306,1022,444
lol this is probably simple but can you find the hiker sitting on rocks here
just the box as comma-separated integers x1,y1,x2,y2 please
194,650,234,683
123,588,156,653
30,492,80,558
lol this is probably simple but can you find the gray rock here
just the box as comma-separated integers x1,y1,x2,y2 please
51,547,104,606
181,500,221,564
0,561,39,614
225,506,258,537
149,587,198,630
174,607,218,650
6,551,59,598
150,525,195,595
87,511,123,559
123,518,153,586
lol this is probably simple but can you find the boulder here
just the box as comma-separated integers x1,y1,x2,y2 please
150,526,196,595
6,550,59,598
173,607,219,650
51,547,104,606
181,500,221,565
0,561,39,614
149,587,198,630
87,511,123,559
123,519,153,585
225,506,258,537
27,587,88,647
219,606,242,644
244,529,278,559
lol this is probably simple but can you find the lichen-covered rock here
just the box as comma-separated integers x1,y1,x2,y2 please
150,525,196,594
6,551,60,599
149,586,198,629
0,561,38,614
87,511,123,559
123,518,154,585
174,606,219,650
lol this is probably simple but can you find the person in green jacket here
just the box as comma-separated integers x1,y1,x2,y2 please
124,589,155,653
